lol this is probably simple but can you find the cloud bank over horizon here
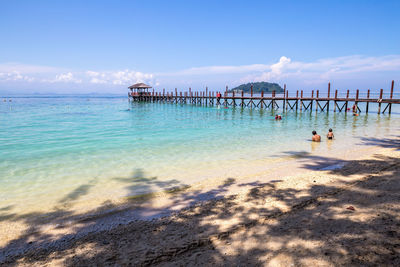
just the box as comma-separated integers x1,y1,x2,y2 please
1,55,399,95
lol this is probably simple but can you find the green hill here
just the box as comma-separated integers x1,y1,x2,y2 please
230,82,284,93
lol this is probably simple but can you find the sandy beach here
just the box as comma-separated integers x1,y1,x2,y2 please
2,0,400,266
0,134,399,266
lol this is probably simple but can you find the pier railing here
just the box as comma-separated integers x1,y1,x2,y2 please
128,80,399,114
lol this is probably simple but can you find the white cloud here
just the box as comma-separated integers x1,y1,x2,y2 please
55,72,76,82
90,77,107,84
254,56,291,81
86,70,100,77
236,55,400,86
0,64,156,87
111,70,154,85
157,54,400,89
42,72,82,83
0,71,35,82
1,55,399,93
84,70,155,85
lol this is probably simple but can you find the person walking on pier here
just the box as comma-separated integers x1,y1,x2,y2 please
312,131,321,142
216,92,221,104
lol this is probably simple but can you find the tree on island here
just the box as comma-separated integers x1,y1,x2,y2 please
229,82,284,93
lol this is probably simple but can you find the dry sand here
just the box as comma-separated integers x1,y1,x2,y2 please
1,136,400,266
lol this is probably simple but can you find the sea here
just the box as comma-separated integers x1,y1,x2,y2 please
1,95,400,217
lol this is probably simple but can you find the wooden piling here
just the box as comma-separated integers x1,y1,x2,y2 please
225,86,228,107
389,80,394,114
286,90,289,111
296,90,299,110
378,89,383,114
334,90,338,112
316,90,319,112
327,83,330,112
355,89,359,113
272,90,276,110
345,90,349,112
366,89,370,113
310,90,314,111
283,84,286,110
300,90,303,111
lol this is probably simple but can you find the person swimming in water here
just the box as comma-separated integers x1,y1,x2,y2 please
327,128,334,140
352,104,359,116
312,130,321,142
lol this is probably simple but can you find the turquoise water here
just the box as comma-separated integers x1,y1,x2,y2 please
1,97,400,215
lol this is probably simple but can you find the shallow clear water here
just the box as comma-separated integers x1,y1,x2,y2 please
1,97,400,214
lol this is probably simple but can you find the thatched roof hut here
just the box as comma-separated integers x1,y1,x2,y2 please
128,83,152,98
128,83,152,90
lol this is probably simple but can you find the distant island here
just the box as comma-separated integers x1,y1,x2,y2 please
229,82,284,93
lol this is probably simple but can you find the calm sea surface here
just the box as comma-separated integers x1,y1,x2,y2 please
1,96,400,214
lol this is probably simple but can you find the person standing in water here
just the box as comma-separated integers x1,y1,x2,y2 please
312,130,321,142
327,128,334,140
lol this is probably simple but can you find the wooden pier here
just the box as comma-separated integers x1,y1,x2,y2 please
129,80,399,114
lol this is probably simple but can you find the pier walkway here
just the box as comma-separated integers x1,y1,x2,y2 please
129,81,399,114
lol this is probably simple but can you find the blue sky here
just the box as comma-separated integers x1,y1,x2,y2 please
0,0,399,94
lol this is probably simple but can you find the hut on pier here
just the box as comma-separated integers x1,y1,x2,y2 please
128,83,152,97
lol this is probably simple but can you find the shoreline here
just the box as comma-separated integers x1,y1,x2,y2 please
1,135,399,264
0,140,380,237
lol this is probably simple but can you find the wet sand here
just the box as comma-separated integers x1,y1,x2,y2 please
1,135,400,266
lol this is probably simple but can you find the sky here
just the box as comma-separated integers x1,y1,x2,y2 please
0,0,399,95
